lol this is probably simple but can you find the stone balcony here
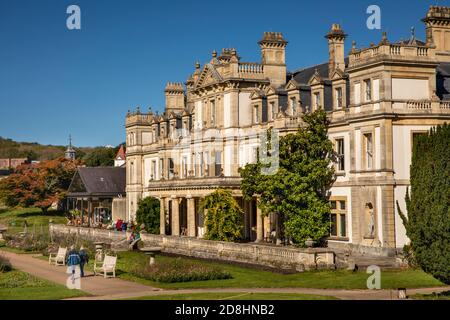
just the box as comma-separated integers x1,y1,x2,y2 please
146,176,242,192
348,43,437,70
329,99,450,123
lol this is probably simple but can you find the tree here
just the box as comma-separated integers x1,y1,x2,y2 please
82,147,117,167
136,197,160,234
201,189,244,242
397,124,450,284
0,157,79,213
239,109,335,246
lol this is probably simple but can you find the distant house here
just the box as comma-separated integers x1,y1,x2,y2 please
114,145,126,167
67,167,126,226
0,158,30,170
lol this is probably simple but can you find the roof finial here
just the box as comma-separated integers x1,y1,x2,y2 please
69,134,72,148
195,61,200,69
212,49,217,58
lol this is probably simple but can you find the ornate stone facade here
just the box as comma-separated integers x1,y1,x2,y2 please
125,6,450,254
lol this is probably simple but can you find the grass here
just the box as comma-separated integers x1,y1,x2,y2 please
0,270,87,300
411,290,450,300
113,251,444,290
131,292,339,300
0,207,67,235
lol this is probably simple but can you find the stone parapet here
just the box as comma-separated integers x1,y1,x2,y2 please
50,224,336,271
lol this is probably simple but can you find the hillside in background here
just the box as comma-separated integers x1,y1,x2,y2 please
0,137,124,167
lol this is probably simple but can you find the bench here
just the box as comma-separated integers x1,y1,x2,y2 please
94,255,117,278
48,247,67,266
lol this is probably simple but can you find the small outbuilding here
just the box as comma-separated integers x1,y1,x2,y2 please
67,167,126,227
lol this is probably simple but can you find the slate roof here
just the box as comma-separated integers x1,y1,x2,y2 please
68,167,126,197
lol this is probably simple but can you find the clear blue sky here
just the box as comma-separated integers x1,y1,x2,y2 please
0,0,443,147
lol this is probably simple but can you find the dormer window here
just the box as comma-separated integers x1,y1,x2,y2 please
270,101,277,120
335,87,343,109
290,97,297,115
210,100,216,126
254,105,260,124
314,92,321,109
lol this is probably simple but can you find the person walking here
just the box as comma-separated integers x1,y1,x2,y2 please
66,245,81,288
78,246,89,277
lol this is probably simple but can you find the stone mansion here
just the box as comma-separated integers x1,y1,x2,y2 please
125,6,450,254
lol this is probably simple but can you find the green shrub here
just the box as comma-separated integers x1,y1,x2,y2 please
0,270,48,288
398,124,450,284
136,197,160,234
7,233,50,252
0,255,12,273
130,257,232,283
402,244,419,268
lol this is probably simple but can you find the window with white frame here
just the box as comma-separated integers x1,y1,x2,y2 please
151,160,157,180
364,79,372,101
270,101,277,120
363,133,373,169
159,158,164,179
290,97,297,115
210,100,216,126
214,151,222,176
254,105,260,124
335,138,345,172
182,156,188,178
335,87,343,109
168,158,174,178
314,92,321,109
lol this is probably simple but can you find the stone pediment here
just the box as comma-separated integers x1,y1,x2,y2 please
308,69,324,86
250,89,265,100
195,64,223,88
285,79,300,91
330,68,346,80
264,85,278,96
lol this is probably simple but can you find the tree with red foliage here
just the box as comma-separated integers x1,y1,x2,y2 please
0,157,79,213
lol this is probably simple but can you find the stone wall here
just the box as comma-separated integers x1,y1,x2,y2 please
50,224,336,271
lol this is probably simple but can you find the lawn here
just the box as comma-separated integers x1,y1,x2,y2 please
0,207,67,235
411,291,450,300
0,269,87,300
132,292,338,300
113,251,444,290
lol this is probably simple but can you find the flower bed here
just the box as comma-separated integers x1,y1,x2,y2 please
130,257,232,283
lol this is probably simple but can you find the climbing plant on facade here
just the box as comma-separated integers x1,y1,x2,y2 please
200,189,244,242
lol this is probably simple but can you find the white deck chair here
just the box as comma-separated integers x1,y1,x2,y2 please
48,247,67,266
94,255,117,278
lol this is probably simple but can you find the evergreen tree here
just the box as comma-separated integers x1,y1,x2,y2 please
201,189,244,242
397,124,450,284
136,197,160,234
240,109,335,246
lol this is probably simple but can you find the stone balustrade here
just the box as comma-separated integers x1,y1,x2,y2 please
50,224,336,271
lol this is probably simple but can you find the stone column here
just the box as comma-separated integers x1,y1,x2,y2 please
159,197,166,235
171,196,180,236
187,196,196,237
255,199,263,243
